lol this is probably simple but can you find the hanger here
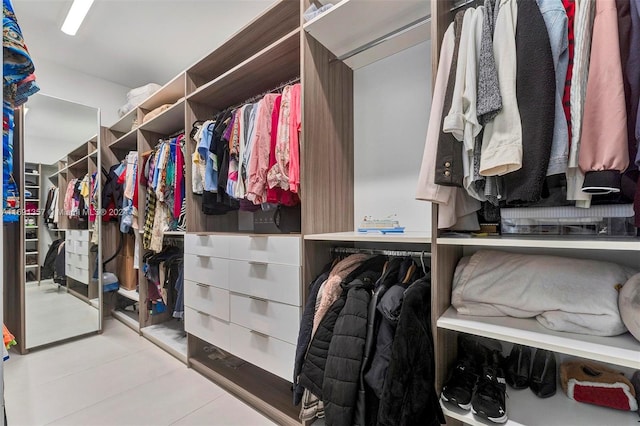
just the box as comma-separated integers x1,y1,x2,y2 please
420,250,428,275
402,262,417,284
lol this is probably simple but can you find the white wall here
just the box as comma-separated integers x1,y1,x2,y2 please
354,41,432,234
34,57,131,127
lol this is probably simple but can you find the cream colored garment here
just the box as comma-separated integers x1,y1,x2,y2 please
415,23,480,230
567,0,595,207
444,7,486,201
143,104,172,123
479,0,522,177
311,254,368,334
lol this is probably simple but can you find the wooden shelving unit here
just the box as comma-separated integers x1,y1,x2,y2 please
23,162,42,284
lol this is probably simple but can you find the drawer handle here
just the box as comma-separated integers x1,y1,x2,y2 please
250,329,269,339
196,233,209,237
248,261,268,267
196,310,211,318
196,282,210,288
249,296,268,303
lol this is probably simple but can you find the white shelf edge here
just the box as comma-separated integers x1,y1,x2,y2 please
141,324,187,364
24,265,39,269
304,231,431,244
111,309,139,332
437,307,640,369
138,98,186,133
437,236,640,251
163,231,185,236
117,287,140,302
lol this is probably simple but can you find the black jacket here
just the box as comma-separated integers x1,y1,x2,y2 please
365,284,406,399
293,269,331,405
41,239,63,279
354,258,404,426
378,276,445,426
503,0,556,205
323,272,378,426
298,291,347,400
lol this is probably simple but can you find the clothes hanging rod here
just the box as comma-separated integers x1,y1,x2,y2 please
450,0,478,12
330,246,431,258
225,77,301,112
334,14,431,63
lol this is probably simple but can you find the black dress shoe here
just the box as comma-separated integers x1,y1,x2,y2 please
505,344,531,389
530,349,557,398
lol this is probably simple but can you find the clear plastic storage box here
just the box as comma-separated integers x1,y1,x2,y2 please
500,204,636,237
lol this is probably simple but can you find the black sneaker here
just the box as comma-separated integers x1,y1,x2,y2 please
472,354,508,424
440,357,479,410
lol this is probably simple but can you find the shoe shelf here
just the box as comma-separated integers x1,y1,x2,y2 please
441,385,638,426
438,307,640,370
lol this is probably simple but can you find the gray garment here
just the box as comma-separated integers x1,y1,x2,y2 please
476,0,502,124
537,0,569,176
473,0,503,204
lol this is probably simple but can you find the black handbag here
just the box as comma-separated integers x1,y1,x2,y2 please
253,204,301,234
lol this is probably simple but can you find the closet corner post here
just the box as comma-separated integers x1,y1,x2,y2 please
301,32,354,235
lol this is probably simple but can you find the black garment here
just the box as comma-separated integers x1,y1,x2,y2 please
354,258,404,426
102,163,124,222
378,276,445,426
54,242,66,285
365,284,407,399
43,188,55,223
41,239,63,279
323,272,378,426
298,293,347,400
435,10,465,187
503,0,555,205
202,110,239,215
293,269,331,406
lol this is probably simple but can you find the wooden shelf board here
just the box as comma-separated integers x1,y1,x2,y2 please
442,386,639,426
187,0,300,84
304,231,431,244
109,108,137,133
304,0,430,69
109,128,138,151
139,98,185,134
117,287,139,302
188,29,300,109
89,149,98,158
139,73,186,111
437,307,640,369
436,236,640,251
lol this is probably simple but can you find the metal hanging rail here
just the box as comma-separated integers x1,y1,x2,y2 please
330,246,431,258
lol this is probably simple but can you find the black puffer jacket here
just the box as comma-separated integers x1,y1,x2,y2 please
293,269,331,405
378,276,445,426
354,258,404,426
323,271,379,426
298,292,347,399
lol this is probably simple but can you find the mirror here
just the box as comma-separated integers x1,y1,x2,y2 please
23,93,101,349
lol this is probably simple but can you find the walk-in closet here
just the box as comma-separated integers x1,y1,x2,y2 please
3,0,639,425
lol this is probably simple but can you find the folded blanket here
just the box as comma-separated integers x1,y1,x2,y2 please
452,250,637,336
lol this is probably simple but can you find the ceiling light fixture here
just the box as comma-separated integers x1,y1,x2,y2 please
61,0,94,36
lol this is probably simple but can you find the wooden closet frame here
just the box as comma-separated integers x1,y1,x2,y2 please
96,0,640,424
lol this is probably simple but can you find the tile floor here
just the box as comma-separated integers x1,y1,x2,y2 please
25,280,99,348
4,318,276,426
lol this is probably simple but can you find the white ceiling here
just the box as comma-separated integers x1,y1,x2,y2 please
13,0,274,88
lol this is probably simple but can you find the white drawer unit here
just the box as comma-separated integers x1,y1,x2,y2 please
65,230,91,284
230,293,301,345
229,323,296,381
185,307,231,353
227,235,301,266
184,254,230,289
184,234,230,258
184,280,230,321
228,260,301,306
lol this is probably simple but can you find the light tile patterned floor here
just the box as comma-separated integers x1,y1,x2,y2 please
5,318,276,426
